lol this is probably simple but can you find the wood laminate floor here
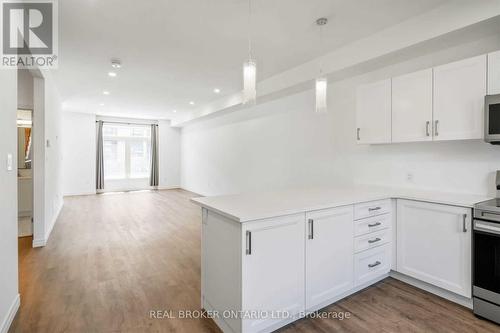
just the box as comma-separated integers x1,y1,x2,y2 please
9,189,500,333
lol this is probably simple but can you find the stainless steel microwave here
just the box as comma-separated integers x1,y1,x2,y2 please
485,94,500,144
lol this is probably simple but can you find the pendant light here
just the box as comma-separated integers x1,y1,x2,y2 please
242,0,256,105
315,17,328,113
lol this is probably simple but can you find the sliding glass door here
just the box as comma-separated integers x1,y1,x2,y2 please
102,123,151,191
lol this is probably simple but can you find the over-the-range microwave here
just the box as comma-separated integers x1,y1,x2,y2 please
485,94,500,144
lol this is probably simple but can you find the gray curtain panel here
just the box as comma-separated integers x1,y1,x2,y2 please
150,124,159,187
96,120,105,190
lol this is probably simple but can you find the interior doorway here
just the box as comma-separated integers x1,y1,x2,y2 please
17,69,35,245
17,109,33,238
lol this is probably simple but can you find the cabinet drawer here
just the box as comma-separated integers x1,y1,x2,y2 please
354,229,391,253
354,199,391,220
354,213,390,236
354,244,391,286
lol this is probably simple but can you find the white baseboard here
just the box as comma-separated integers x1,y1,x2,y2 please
0,294,20,333
157,185,181,190
18,210,32,218
45,199,63,242
32,237,46,247
33,199,64,248
390,271,472,309
63,191,96,197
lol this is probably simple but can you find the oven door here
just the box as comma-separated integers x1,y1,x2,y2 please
485,94,500,143
473,219,500,301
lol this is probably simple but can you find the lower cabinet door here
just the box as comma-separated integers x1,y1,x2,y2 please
305,206,354,311
241,213,305,333
397,199,471,297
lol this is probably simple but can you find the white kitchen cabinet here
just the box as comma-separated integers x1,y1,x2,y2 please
241,214,305,333
392,69,433,142
488,51,500,95
356,79,392,144
433,55,487,141
396,199,472,297
305,206,353,311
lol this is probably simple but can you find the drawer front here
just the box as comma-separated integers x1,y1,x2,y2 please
354,213,390,236
354,229,391,253
354,199,391,220
354,244,391,286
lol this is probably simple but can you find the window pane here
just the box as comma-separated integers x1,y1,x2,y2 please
101,123,151,181
130,139,151,178
103,139,126,179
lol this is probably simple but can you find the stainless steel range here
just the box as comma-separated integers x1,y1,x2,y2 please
473,197,500,324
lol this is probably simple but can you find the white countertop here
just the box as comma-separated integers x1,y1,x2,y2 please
191,185,492,222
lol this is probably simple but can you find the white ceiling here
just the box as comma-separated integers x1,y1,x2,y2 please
56,0,448,120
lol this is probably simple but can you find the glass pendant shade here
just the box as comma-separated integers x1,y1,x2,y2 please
243,59,257,105
315,77,327,113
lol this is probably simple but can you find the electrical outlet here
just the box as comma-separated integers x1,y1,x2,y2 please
406,172,414,182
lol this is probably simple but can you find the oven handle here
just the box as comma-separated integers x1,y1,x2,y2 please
474,220,500,235
477,211,500,222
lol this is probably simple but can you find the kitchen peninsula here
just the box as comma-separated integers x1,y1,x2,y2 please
192,185,490,333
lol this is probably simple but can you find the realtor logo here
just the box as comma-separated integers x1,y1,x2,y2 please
1,0,58,68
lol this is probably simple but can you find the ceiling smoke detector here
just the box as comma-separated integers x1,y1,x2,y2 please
111,59,122,69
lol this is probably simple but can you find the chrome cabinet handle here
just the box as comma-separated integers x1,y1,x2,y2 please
368,261,381,268
308,219,314,240
357,128,360,141
246,231,252,255
426,121,430,137
434,120,439,136
368,222,382,228
462,214,467,233
368,207,381,212
368,237,381,244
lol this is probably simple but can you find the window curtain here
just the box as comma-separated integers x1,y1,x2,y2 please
150,124,159,187
96,120,105,190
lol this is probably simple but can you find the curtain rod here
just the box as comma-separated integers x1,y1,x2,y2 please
96,120,158,126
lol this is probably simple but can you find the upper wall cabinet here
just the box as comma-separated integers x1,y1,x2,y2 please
433,55,487,141
488,51,500,95
356,79,391,144
392,69,433,143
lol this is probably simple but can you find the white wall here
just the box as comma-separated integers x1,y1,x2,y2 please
32,71,64,246
181,91,347,196
0,70,20,333
17,69,33,110
60,116,181,194
159,120,181,188
181,35,500,197
62,112,96,196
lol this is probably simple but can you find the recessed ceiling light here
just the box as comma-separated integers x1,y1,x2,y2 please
103,91,110,95
99,103,105,106
173,110,177,113
111,59,121,69
189,101,195,105
213,88,221,94
108,72,117,77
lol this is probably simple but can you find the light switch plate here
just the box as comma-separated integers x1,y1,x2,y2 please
7,153,12,171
